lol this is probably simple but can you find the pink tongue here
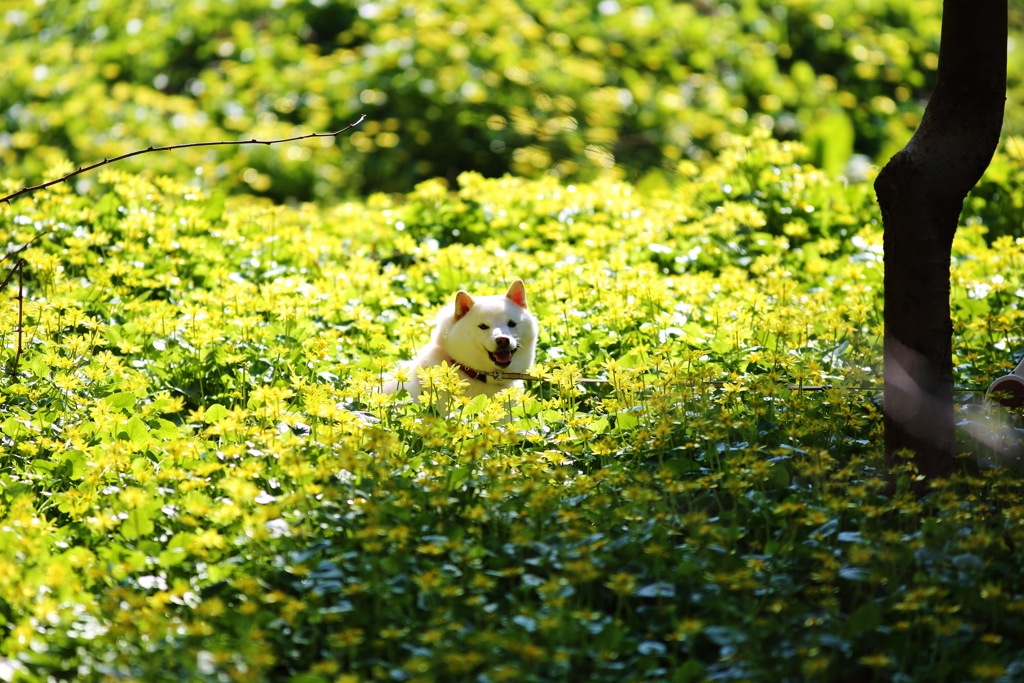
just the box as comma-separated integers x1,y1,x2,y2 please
493,350,513,364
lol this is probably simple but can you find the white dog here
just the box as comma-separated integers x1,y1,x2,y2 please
382,279,538,404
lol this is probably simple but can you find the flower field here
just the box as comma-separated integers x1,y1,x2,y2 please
1,131,1024,682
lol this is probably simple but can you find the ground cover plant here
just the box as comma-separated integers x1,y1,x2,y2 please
2,132,1024,682
3,0,1023,200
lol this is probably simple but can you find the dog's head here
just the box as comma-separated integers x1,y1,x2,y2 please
443,279,538,374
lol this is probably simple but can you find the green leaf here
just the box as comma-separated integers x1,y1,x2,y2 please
205,404,230,422
615,412,639,431
123,416,150,443
540,409,563,423
952,289,990,317
767,462,790,489
69,284,100,302
94,192,122,225
29,356,50,379
461,393,489,417
166,533,196,558
619,352,646,369
675,560,701,577
120,506,155,540
2,417,27,439
448,465,472,491
672,659,705,683
60,450,87,479
202,192,227,222
808,110,855,176
512,399,542,418
847,602,882,636
32,459,55,473
104,391,137,413
159,546,189,567
151,419,179,440
661,458,699,477
710,338,732,355
288,674,328,683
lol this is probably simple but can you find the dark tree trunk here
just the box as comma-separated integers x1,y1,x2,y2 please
874,0,1007,480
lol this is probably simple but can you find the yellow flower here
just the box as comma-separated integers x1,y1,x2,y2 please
604,572,638,596
668,618,704,641
857,654,892,668
329,628,365,648
970,663,1006,680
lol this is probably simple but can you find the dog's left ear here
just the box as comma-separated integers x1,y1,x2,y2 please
454,291,475,320
505,279,528,308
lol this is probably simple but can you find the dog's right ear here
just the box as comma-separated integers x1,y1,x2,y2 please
454,291,475,320
505,279,528,308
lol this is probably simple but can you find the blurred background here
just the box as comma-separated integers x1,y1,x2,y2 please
1,0,1022,203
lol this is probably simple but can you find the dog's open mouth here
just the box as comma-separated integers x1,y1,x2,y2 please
488,348,516,367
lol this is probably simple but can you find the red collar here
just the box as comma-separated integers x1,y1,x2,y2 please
445,356,488,382
456,362,488,382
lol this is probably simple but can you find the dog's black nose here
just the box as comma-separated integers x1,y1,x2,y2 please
495,336,512,349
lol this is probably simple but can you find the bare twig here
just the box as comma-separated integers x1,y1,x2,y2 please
0,115,364,377
0,258,25,376
1,114,366,205
0,232,48,266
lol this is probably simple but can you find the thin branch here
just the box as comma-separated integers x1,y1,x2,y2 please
1,114,366,205
0,258,25,376
0,231,49,266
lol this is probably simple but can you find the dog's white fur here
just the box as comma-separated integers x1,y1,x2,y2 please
382,280,538,404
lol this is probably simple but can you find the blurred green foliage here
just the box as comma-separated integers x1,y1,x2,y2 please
1,0,1023,202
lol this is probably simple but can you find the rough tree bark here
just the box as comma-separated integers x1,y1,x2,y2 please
874,0,1007,480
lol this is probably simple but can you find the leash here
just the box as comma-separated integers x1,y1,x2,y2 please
492,370,607,384
705,381,988,393
463,367,865,390
450,355,990,394
456,365,608,384
463,369,988,393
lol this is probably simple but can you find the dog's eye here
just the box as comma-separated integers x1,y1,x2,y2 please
508,320,517,328
478,323,489,330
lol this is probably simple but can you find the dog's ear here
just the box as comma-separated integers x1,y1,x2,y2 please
505,279,528,308
454,291,475,320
